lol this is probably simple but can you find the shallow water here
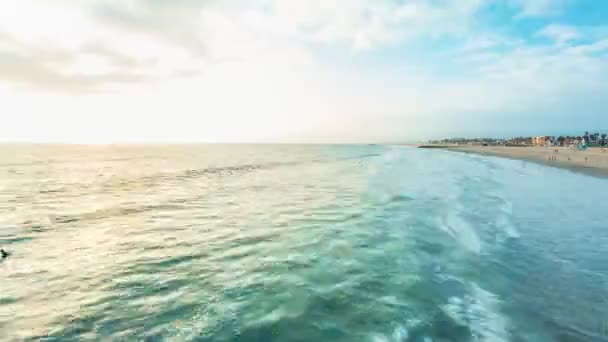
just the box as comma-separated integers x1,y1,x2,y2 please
1,144,607,341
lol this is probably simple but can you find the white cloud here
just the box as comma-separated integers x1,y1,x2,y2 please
509,0,570,17
271,0,487,50
0,0,209,92
454,38,608,119
537,24,580,45
566,39,608,55
0,0,490,92
0,0,607,142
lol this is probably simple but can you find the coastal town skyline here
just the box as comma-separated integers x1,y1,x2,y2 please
429,131,608,147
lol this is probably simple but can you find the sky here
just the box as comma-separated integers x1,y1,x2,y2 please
1,0,607,143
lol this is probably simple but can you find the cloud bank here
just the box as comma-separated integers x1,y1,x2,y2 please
1,0,607,142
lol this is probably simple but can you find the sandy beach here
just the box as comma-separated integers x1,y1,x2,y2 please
440,145,608,178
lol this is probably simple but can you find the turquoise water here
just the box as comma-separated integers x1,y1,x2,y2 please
1,144,607,341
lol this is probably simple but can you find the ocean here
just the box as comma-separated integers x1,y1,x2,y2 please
1,144,607,341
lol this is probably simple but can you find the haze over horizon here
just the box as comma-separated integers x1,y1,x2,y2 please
1,0,608,143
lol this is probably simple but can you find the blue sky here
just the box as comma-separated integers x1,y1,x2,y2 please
0,0,607,142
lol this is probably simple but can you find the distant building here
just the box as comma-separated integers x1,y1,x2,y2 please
532,136,547,146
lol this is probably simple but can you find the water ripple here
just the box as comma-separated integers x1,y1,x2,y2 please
1,145,607,341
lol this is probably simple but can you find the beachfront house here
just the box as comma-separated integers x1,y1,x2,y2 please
532,136,546,146
507,137,532,146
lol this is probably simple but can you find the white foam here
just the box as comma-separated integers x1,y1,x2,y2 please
444,210,482,254
441,297,468,327
368,324,411,342
500,200,513,216
378,296,401,306
504,224,520,239
370,333,390,342
440,282,510,342
392,325,409,341
496,213,520,240
470,283,510,341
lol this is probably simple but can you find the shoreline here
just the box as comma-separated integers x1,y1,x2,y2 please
419,145,608,179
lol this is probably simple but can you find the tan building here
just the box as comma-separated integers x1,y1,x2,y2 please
532,136,547,146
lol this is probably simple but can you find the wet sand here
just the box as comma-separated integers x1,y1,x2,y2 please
442,145,608,178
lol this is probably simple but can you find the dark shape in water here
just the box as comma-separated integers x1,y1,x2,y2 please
1,248,9,259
